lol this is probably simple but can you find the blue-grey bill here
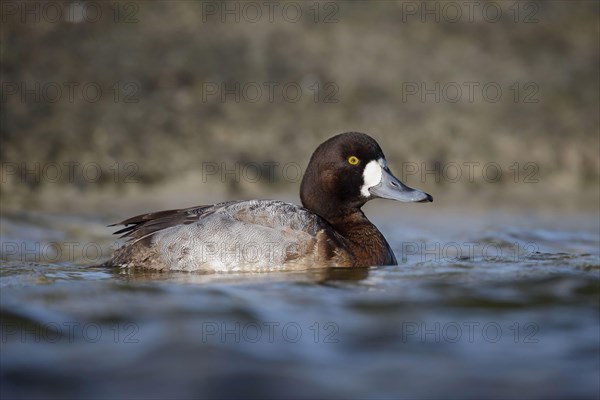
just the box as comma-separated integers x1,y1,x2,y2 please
369,168,433,203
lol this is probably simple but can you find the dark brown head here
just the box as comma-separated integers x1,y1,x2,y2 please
300,132,432,221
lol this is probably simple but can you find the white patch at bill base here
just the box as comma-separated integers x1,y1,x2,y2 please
360,159,383,197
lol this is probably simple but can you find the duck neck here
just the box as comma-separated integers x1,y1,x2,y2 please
326,209,375,238
326,209,395,265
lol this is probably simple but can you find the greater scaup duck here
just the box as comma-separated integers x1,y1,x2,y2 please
106,132,432,272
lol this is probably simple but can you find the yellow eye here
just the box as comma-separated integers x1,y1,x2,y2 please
348,156,359,165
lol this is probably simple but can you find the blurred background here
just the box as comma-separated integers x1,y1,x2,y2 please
1,1,598,213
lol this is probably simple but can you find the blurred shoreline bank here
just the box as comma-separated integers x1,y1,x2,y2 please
1,171,598,218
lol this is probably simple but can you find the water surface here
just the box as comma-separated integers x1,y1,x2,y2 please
1,208,599,399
